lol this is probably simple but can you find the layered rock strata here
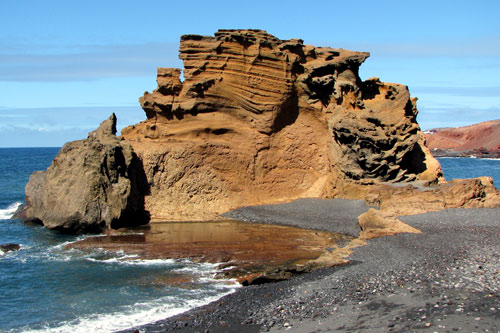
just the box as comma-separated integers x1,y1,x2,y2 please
22,114,150,233
122,29,445,220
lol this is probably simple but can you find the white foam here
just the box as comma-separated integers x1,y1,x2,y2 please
19,286,239,333
172,262,221,276
8,237,91,264
49,236,87,251
0,249,4,256
438,156,500,161
0,202,22,220
86,257,177,266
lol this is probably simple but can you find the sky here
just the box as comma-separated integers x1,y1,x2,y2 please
1,0,499,147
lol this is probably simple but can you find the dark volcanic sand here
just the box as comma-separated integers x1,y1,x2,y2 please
124,199,500,332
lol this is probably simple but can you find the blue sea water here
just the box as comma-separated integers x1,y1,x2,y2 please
0,150,499,332
0,148,238,332
438,157,500,186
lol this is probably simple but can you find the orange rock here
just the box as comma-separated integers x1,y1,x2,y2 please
122,29,445,221
22,30,500,237
357,177,500,239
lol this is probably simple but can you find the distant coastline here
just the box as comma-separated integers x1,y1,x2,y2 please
424,119,500,159
431,148,500,159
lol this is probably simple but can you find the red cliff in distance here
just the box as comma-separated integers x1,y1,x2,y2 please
425,119,500,157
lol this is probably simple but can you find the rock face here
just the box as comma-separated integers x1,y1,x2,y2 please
23,114,150,233
122,29,444,220
425,119,500,157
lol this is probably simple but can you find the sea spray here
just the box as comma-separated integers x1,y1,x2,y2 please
0,202,22,220
1,230,239,332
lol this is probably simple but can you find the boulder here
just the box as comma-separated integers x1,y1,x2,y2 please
22,114,150,233
0,243,21,252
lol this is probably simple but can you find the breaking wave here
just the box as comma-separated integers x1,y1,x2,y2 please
14,288,238,333
0,202,22,220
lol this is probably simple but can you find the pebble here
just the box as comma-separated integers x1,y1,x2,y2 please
122,207,500,333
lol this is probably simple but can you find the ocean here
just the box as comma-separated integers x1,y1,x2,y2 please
437,157,500,183
0,148,238,332
0,149,499,332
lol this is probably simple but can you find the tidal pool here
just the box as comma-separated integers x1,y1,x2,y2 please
70,220,354,284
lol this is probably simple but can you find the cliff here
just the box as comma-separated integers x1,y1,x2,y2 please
425,119,500,157
120,29,445,221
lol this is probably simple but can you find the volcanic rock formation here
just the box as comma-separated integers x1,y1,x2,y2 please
21,30,500,234
425,119,500,157
121,29,443,220
22,114,150,233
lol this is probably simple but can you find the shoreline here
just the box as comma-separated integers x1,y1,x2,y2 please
431,150,500,159
123,199,500,332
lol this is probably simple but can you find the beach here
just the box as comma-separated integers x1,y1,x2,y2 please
125,200,500,332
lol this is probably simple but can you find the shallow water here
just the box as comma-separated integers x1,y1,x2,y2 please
70,221,351,281
0,219,240,332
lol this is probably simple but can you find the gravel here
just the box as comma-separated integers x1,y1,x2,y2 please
123,200,500,333
222,198,369,237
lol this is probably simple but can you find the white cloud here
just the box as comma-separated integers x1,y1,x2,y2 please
412,86,500,97
339,36,500,58
0,42,182,82
418,106,500,130
0,114,29,118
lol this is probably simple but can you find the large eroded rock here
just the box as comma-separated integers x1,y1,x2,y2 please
24,30,499,228
23,114,150,233
121,29,447,220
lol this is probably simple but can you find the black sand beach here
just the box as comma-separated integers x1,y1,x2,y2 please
125,199,500,332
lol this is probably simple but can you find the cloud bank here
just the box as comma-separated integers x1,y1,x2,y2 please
0,42,181,82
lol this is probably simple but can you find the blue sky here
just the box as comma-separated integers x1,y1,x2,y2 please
1,0,499,147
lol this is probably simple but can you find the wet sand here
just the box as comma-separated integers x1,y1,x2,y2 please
123,199,500,332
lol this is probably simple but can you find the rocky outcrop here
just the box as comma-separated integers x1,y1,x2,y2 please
22,114,150,233
357,176,500,239
425,119,500,157
0,243,20,253
122,29,445,220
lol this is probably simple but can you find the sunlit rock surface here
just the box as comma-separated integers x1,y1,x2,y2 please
122,29,446,220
